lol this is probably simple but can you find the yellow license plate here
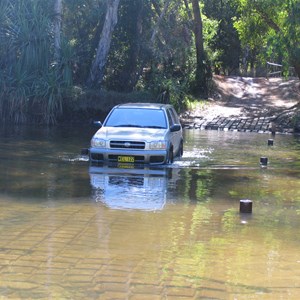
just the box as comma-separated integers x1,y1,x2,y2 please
118,156,135,163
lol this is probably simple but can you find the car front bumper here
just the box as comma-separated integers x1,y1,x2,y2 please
89,147,168,165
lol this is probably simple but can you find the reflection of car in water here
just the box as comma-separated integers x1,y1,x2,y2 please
89,165,169,211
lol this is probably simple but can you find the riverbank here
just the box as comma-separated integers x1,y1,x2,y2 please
181,76,300,133
59,75,300,134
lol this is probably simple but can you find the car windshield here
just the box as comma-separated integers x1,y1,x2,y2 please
104,108,167,129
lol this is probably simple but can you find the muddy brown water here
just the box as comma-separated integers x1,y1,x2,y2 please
0,125,300,299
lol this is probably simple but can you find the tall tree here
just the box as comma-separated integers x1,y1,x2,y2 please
54,0,62,62
87,0,120,87
104,0,149,92
150,0,172,44
191,0,208,97
139,0,195,105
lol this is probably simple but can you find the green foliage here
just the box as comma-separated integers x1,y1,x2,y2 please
0,67,34,123
63,0,107,85
183,97,208,112
203,0,241,74
104,0,152,92
0,0,299,124
233,0,300,78
0,0,235,124
0,0,72,124
136,64,192,111
32,70,63,124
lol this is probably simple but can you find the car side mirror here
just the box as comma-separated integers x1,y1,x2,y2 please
170,124,181,132
93,121,102,128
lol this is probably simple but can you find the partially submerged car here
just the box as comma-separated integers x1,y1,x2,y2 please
88,103,183,165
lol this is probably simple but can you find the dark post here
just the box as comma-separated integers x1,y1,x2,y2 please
240,199,252,213
260,157,268,166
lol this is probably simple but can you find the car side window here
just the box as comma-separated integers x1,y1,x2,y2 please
166,109,174,127
169,108,180,124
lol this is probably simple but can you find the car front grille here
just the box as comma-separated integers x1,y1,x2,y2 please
90,153,104,161
150,156,165,164
110,140,145,149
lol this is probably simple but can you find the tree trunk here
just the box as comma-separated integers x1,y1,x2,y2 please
87,0,120,87
191,0,208,97
117,2,144,92
54,0,62,63
150,0,171,44
293,61,300,80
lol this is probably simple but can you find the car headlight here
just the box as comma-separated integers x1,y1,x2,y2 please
91,138,106,148
149,140,167,150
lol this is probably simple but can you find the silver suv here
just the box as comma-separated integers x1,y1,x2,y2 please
89,103,183,165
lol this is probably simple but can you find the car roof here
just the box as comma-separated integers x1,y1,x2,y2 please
114,103,174,110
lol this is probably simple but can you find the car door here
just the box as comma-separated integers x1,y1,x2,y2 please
166,108,182,155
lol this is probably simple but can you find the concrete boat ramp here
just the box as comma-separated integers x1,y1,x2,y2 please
181,115,294,134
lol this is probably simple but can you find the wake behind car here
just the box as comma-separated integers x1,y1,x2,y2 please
88,103,183,165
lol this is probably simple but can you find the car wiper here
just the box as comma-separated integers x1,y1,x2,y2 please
146,125,166,129
114,124,143,128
